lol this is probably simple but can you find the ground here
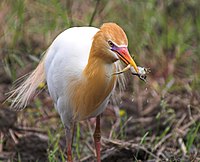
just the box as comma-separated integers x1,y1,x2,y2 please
0,77,199,161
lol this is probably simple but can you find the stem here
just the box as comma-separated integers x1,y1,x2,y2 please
89,0,101,26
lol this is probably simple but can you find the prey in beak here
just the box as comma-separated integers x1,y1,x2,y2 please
111,46,138,73
111,45,149,82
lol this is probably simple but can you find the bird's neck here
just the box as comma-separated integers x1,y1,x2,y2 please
71,54,117,120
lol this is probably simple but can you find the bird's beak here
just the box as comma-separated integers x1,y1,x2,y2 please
112,47,139,73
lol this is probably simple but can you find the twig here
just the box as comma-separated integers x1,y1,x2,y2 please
135,145,160,161
178,138,187,156
180,115,200,133
66,0,74,26
129,117,153,124
14,126,46,133
80,154,93,162
187,104,194,121
141,97,160,116
109,106,120,139
0,151,14,160
156,146,168,162
102,137,125,146
35,113,59,123
84,141,95,155
153,133,172,151
175,113,187,129
101,147,117,160
86,120,94,142
102,137,161,161
89,0,100,26
9,129,18,144
0,132,4,152
116,116,133,139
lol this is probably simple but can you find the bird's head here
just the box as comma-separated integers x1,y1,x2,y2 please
91,23,138,73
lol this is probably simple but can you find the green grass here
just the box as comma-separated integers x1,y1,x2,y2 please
47,125,65,162
186,122,200,152
74,123,81,159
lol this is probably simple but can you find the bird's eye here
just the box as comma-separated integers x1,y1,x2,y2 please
108,40,114,48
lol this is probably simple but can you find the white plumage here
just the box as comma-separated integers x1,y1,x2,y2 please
45,27,110,124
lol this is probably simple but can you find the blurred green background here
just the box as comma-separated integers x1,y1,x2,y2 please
0,0,200,161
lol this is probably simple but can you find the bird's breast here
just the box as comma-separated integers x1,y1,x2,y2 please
68,62,117,121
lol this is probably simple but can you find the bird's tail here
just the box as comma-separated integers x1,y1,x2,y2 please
7,55,46,110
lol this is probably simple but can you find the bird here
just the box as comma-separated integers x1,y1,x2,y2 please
8,22,140,162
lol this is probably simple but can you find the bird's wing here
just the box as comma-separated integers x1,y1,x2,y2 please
44,27,99,119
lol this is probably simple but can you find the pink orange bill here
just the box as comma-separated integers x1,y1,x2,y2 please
115,47,139,73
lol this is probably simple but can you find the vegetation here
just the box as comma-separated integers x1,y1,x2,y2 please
0,0,199,161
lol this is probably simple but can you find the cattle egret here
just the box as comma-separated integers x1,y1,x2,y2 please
8,23,146,162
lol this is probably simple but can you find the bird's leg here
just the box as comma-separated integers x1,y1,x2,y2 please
93,115,101,162
65,123,74,162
